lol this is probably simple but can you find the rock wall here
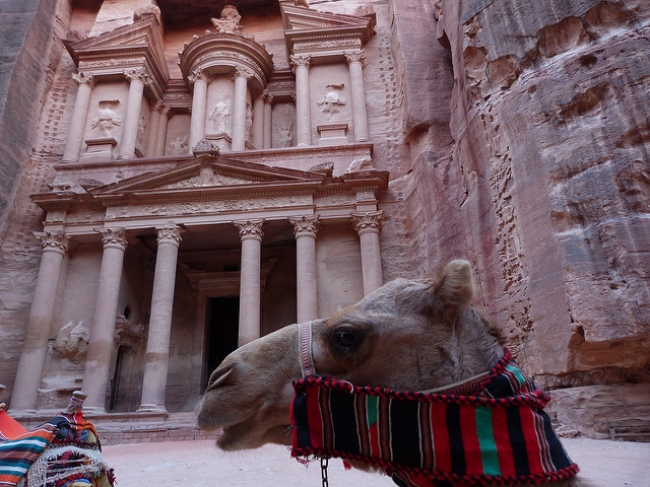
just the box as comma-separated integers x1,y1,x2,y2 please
0,0,66,242
391,0,650,435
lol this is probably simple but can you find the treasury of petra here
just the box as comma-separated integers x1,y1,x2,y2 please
0,0,648,440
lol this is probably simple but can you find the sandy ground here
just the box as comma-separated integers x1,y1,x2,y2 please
102,437,650,487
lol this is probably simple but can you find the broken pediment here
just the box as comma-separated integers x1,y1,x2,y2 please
281,2,376,57
64,12,168,98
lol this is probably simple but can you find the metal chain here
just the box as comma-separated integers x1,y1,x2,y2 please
320,455,329,487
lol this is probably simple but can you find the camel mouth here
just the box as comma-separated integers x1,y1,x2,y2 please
215,421,293,451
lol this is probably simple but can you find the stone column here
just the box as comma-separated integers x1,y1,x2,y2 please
155,105,170,157
231,68,251,151
234,219,264,346
188,69,209,153
10,231,69,412
289,215,320,322
252,95,264,149
145,103,161,157
345,51,370,143
290,54,312,147
118,67,150,159
62,72,95,163
81,227,127,412
263,91,273,149
351,211,385,295
138,225,183,412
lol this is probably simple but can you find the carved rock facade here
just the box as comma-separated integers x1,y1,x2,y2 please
0,0,648,436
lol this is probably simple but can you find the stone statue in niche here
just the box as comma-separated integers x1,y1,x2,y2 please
211,5,242,34
209,96,231,134
317,83,346,119
275,121,293,147
91,101,121,137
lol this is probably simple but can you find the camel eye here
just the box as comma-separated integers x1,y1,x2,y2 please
331,327,362,352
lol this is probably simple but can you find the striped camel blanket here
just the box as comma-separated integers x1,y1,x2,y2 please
291,349,579,486
0,413,58,487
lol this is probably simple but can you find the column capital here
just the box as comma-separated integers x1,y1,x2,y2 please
263,89,274,105
344,50,367,67
156,225,183,247
188,68,210,85
124,67,151,85
351,210,385,235
234,219,265,242
289,215,321,239
35,230,69,255
234,66,255,80
96,227,127,251
290,54,312,71
72,71,96,87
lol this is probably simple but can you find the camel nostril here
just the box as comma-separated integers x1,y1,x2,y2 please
207,366,235,391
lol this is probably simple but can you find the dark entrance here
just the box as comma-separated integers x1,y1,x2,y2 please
205,296,240,379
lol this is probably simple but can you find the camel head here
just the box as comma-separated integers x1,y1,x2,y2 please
197,260,504,451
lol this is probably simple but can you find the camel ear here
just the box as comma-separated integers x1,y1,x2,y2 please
431,260,474,316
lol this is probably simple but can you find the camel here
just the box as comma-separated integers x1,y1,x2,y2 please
197,260,587,486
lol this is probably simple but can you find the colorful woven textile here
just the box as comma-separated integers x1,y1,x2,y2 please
291,349,579,486
0,417,57,487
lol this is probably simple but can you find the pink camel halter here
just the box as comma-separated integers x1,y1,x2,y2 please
291,321,579,487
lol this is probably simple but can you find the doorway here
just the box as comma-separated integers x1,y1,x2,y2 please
205,296,240,380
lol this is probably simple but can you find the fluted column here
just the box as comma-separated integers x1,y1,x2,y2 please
252,95,264,149
82,228,127,412
345,51,370,142
231,68,251,151
234,219,264,346
10,231,69,412
188,69,209,153
145,102,162,157
291,54,312,147
289,215,320,322
263,91,273,149
62,72,95,163
139,225,183,412
118,67,150,159
155,105,170,157
351,211,385,295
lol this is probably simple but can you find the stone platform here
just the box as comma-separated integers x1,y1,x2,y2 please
12,411,218,445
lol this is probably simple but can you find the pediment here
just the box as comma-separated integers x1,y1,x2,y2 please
87,156,326,203
281,2,376,50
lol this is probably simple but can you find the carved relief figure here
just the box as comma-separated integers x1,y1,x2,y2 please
211,5,242,34
274,121,293,147
54,321,90,363
136,116,147,152
168,136,189,155
246,101,253,141
317,83,346,119
91,101,121,137
209,96,231,134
